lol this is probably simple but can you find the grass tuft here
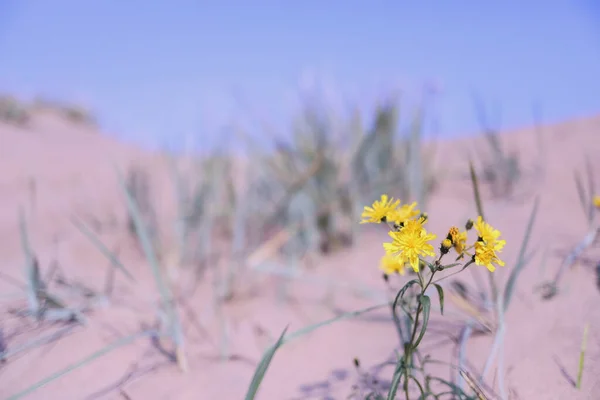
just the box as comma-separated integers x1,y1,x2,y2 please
116,164,187,372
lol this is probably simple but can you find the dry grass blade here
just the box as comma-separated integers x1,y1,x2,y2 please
460,370,492,400
19,206,41,319
503,197,540,312
470,94,523,199
260,152,324,233
124,165,158,249
70,215,135,282
574,171,589,223
573,156,596,227
6,331,153,400
114,164,187,372
0,324,76,361
469,160,485,220
543,226,599,299
468,158,499,317
446,291,493,332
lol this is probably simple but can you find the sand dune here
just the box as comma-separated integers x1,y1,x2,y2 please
1,109,599,399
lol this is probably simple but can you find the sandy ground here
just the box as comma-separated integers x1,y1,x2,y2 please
1,111,600,400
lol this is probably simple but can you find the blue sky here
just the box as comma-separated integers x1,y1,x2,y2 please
0,1,599,150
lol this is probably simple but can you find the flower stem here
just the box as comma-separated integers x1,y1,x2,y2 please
403,268,437,400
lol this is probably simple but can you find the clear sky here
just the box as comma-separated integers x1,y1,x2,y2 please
0,1,599,150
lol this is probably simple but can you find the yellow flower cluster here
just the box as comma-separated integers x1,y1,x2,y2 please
447,226,467,256
360,194,420,225
362,195,506,275
472,216,506,272
383,217,436,273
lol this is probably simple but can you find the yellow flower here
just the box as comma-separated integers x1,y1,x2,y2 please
399,216,428,235
361,194,400,224
384,219,437,273
474,216,506,251
448,226,468,256
387,201,420,225
379,254,406,275
474,241,505,272
441,238,452,250
594,195,600,209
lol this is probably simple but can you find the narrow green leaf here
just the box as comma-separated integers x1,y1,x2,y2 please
442,262,461,269
0,325,75,360
409,375,426,398
115,166,167,299
386,358,405,400
392,279,420,311
412,295,431,349
244,303,388,399
433,283,445,315
429,377,466,397
244,327,288,400
392,279,419,324
480,321,505,387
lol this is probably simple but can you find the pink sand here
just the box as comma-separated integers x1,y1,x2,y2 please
1,111,599,399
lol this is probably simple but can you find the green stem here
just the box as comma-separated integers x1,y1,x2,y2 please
403,268,437,400
432,259,475,285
